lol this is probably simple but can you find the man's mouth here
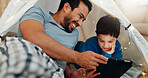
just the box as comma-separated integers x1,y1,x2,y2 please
71,23,77,30
73,23,76,28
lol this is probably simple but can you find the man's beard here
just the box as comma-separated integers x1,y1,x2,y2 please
63,15,72,33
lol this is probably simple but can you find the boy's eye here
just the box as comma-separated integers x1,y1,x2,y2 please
100,40,104,42
109,41,113,43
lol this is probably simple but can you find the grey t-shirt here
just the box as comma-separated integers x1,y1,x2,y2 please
18,6,79,70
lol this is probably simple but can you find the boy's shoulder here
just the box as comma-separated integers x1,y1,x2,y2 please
86,36,98,42
115,40,121,48
84,36,98,44
88,36,97,40
116,40,120,44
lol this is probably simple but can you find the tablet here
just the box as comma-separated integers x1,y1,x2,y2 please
95,58,133,78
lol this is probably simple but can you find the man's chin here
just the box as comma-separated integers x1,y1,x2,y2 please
65,29,72,33
68,28,75,33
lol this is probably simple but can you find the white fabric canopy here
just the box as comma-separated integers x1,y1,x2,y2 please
0,0,38,39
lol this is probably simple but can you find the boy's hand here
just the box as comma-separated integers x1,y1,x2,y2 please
71,68,100,78
104,44,115,54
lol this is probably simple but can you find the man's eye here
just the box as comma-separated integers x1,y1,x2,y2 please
79,14,83,18
83,19,86,22
79,15,83,18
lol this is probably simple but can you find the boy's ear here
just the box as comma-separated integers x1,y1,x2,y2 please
117,32,121,40
63,2,71,13
119,32,121,36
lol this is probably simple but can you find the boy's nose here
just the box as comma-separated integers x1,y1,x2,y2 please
103,43,109,48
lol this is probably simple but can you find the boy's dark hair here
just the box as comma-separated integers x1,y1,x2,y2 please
96,15,120,38
58,0,92,12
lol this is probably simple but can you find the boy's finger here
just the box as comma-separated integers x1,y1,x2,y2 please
91,72,100,78
87,68,96,76
85,68,93,72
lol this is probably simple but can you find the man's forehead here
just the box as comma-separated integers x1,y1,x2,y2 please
76,2,89,16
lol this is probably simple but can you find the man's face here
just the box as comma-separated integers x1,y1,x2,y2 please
63,1,89,33
97,34,117,52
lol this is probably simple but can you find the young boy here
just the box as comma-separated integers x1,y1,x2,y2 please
80,15,123,60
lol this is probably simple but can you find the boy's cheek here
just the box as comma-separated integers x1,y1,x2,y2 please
112,42,116,46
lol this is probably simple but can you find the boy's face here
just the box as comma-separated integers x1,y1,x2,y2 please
97,34,117,52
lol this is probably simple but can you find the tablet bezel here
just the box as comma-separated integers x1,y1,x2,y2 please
95,58,133,78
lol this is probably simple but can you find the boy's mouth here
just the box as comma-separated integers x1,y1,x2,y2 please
102,47,111,51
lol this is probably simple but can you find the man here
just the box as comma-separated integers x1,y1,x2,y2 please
18,0,108,77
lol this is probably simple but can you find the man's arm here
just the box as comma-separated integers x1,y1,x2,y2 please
20,19,108,68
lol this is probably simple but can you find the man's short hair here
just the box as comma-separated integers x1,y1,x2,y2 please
58,0,92,12
96,15,120,38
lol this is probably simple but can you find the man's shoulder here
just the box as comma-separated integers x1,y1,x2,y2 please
27,6,48,14
20,6,52,24
24,6,53,17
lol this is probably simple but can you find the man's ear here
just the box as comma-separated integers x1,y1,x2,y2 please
63,2,71,13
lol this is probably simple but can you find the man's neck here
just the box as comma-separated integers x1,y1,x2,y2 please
52,11,64,26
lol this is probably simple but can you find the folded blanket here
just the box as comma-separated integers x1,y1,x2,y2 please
0,37,64,78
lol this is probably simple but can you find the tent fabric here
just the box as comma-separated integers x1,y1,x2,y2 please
0,0,38,39
0,0,147,77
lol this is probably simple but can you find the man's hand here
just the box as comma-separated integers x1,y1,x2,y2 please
76,51,108,69
71,68,100,78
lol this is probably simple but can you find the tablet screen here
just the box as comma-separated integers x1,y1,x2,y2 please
95,58,133,78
